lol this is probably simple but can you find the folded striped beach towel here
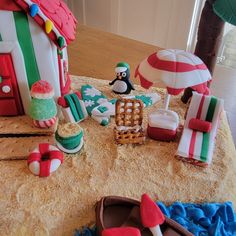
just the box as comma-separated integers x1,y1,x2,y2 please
58,92,88,123
177,92,224,166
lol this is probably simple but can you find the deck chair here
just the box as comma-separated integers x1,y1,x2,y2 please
177,92,224,167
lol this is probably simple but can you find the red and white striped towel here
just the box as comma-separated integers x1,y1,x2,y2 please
177,92,223,165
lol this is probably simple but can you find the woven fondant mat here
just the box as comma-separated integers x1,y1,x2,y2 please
0,76,236,236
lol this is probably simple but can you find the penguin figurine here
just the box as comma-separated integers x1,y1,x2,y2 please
109,62,135,94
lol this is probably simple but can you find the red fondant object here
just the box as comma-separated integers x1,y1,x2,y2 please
188,118,212,133
57,92,81,107
102,227,141,236
147,126,177,141
0,0,21,11
0,54,24,115
14,0,77,46
141,194,165,228
28,143,64,177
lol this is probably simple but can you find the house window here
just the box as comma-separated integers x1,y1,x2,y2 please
217,24,236,69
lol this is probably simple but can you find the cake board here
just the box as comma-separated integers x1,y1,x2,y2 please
0,116,57,160
0,76,235,235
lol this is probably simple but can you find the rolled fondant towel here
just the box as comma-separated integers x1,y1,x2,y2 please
177,92,224,165
58,92,88,123
29,80,57,128
81,84,110,125
55,122,84,154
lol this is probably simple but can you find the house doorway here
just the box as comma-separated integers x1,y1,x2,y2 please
0,54,24,116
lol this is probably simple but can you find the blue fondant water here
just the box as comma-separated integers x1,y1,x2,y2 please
74,202,236,236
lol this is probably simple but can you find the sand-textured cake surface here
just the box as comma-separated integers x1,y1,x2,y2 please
0,76,236,236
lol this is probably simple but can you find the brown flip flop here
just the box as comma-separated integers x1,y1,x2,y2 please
95,196,193,236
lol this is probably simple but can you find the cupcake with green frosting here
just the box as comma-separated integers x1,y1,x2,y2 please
55,123,84,154
29,80,57,128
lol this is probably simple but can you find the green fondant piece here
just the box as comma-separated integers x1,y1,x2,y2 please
0,33,2,41
0,76,2,83
135,95,152,107
81,84,107,115
64,94,80,122
110,98,117,104
29,98,57,120
213,0,236,26
57,49,63,59
70,93,85,120
200,96,218,162
58,36,65,48
55,131,83,150
116,62,130,70
101,119,109,126
13,11,41,88
98,106,108,113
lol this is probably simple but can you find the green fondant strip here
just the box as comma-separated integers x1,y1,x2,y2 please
0,33,2,41
135,95,152,107
200,97,218,162
98,106,108,113
70,94,85,120
64,94,80,122
205,97,217,122
101,118,109,126
55,131,83,150
13,11,41,88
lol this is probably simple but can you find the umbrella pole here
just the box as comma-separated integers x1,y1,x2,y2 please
164,93,171,110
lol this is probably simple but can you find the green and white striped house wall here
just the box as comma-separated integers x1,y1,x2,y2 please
0,10,68,114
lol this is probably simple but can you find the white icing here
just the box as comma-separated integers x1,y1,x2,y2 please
29,161,40,175
116,125,141,132
50,159,61,173
148,109,179,130
112,80,128,93
2,85,11,93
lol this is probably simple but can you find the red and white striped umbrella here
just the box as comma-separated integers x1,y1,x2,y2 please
135,49,211,96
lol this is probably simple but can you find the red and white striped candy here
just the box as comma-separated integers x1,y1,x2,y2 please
135,49,211,95
33,116,57,128
28,143,64,177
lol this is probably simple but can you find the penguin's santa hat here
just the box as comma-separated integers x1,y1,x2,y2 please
115,62,130,73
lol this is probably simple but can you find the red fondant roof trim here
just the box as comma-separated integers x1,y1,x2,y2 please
12,0,77,47
0,0,21,11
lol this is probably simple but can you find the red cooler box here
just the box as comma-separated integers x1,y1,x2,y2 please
147,109,179,141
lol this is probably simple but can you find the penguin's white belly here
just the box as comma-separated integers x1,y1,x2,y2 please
113,81,127,93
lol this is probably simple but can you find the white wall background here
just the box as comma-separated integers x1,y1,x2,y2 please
65,0,196,50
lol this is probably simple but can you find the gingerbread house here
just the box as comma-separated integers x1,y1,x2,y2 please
0,0,77,116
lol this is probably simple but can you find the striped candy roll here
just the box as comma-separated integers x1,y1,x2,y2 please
28,143,64,177
33,116,57,128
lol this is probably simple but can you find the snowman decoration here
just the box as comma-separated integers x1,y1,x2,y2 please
109,62,135,94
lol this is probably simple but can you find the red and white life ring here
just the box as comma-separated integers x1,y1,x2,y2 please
28,143,64,177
